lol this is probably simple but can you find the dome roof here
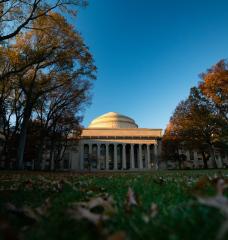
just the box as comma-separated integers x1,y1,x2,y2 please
88,112,138,129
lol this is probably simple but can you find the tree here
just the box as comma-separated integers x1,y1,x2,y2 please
162,122,182,168
163,87,221,168
199,59,228,122
0,12,95,169
199,60,228,152
0,0,87,42
32,77,89,170
0,1,88,117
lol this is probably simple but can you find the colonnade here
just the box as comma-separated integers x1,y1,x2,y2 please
80,142,159,170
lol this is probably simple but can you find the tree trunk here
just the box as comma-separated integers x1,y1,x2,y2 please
2,138,8,169
17,102,33,170
210,145,218,168
17,121,27,169
49,139,55,171
201,151,208,169
178,160,182,169
36,135,45,170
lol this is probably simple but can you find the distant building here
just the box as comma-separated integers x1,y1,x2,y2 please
52,112,228,171
1,112,227,170
66,112,163,171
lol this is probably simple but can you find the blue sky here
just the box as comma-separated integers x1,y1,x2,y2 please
71,0,228,130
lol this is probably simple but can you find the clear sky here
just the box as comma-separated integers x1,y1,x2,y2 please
71,0,228,130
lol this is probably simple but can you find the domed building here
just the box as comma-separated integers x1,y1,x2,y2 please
35,111,228,171
69,112,162,171
88,112,138,129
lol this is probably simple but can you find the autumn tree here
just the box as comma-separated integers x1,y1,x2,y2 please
163,87,222,169
0,12,95,169
32,76,90,169
0,0,87,42
199,59,228,149
162,122,182,168
0,1,88,131
199,59,228,122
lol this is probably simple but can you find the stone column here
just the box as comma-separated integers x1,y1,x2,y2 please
97,144,101,170
41,158,46,170
147,144,151,169
154,143,158,170
89,143,92,156
157,140,162,169
130,144,135,169
105,144,109,170
217,153,223,168
122,144,126,170
89,143,92,169
80,143,84,170
225,154,228,166
138,144,143,169
114,144,118,170
193,151,198,168
186,150,190,161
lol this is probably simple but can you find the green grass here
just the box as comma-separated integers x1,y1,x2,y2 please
0,170,228,240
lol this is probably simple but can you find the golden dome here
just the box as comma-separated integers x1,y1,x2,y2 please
88,112,138,129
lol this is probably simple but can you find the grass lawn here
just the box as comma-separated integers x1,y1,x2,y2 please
0,170,228,240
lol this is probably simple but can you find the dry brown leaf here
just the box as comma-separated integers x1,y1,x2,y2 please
5,198,52,223
216,179,228,196
5,203,17,212
150,202,158,218
20,206,40,222
198,179,228,216
87,196,116,215
68,206,109,225
194,176,210,191
126,187,137,207
23,179,33,190
142,214,150,223
198,195,228,216
142,202,158,223
5,203,40,222
35,198,51,216
197,178,228,239
107,231,127,240
68,195,116,225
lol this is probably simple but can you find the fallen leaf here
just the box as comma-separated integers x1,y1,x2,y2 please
197,178,228,240
126,187,137,207
107,231,127,240
5,203,40,222
88,196,115,215
68,195,116,225
68,206,108,224
150,202,158,218
5,198,52,223
142,214,150,223
35,198,51,216
20,206,40,222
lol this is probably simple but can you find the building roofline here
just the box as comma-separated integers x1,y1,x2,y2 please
82,128,163,131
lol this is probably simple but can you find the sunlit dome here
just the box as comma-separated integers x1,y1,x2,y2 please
88,112,138,129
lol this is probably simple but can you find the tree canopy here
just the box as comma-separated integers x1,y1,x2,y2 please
163,60,228,169
0,1,96,170
0,0,87,42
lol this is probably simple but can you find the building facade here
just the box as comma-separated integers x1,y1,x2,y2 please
1,112,227,170
68,112,163,171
